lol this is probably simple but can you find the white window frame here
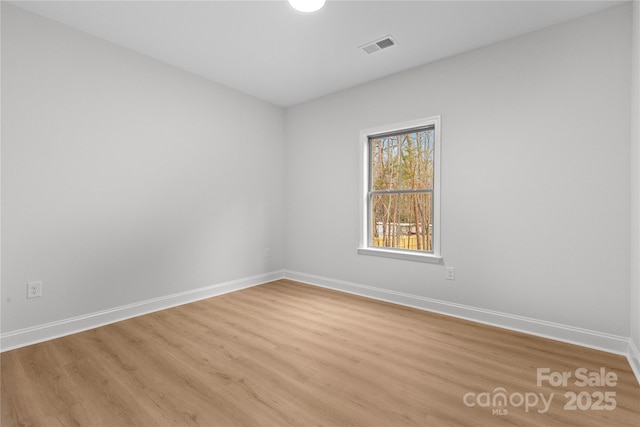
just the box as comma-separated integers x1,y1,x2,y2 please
357,116,442,264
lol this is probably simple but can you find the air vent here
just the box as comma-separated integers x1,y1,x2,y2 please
360,35,397,54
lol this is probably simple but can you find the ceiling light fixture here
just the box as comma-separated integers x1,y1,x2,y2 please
288,0,325,13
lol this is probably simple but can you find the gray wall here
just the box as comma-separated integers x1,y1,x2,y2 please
1,4,285,332
1,2,636,352
285,4,631,336
631,0,640,354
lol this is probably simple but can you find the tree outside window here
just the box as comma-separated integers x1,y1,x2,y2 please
369,127,435,253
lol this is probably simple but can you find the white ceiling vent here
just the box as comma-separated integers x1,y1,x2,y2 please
360,35,397,54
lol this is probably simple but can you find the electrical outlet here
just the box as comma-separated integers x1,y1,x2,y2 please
445,267,455,281
27,281,43,299
264,247,271,258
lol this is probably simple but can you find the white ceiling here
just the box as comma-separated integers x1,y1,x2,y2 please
10,0,625,107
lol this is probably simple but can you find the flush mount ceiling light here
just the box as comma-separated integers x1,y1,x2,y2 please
288,0,325,13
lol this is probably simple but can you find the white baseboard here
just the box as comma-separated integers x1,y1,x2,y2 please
4,268,639,385
284,270,632,357
0,270,285,352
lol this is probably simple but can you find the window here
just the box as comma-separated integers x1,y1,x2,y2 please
358,116,441,263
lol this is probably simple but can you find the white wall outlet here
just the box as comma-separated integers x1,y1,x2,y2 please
445,267,455,281
27,281,43,298
264,247,271,258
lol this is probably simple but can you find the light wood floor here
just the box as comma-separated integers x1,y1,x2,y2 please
2,279,639,426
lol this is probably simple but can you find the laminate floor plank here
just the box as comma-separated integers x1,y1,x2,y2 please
2,279,638,426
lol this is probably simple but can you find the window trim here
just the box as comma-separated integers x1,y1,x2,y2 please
357,116,442,264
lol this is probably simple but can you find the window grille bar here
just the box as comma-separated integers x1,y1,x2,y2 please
369,189,434,195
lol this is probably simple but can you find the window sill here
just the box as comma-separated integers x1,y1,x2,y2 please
357,247,443,264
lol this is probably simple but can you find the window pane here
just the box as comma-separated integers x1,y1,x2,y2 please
371,192,433,252
371,128,434,192
371,135,400,191
401,129,434,190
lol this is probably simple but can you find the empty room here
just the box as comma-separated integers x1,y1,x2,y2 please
2,0,639,426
